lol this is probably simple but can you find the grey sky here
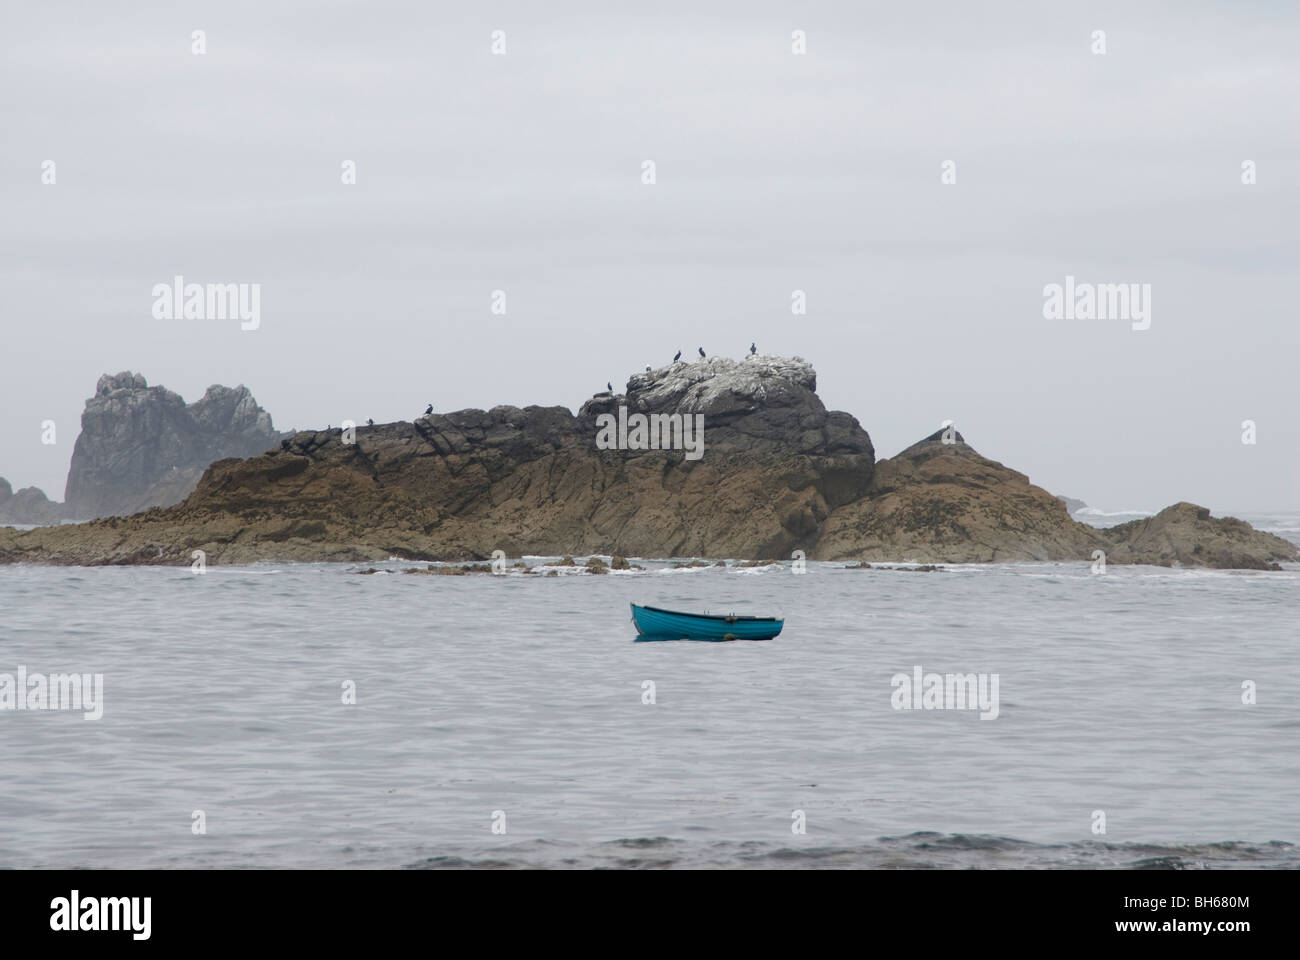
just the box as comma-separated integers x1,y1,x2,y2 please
3,1,1297,512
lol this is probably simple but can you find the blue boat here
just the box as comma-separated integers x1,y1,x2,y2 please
630,603,784,641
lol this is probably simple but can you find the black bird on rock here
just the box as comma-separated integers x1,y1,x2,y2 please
424,404,432,415
698,347,706,358
750,342,757,355
673,350,681,362
367,418,374,426
606,381,613,392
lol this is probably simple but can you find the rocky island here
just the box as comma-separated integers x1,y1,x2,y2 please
0,357,1294,569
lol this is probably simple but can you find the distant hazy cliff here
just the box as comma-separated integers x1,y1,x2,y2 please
0,356,1293,570
0,372,286,524
0,478,64,525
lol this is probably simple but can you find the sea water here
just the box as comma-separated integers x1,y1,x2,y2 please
0,515,1296,869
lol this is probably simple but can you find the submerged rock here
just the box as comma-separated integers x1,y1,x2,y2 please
404,563,494,575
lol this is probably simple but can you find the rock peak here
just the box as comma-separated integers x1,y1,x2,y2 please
892,426,973,461
65,373,287,519
576,354,869,459
96,371,148,396
626,354,816,412
581,355,817,417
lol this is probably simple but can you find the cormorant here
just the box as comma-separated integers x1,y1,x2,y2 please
673,350,681,362
367,418,374,426
698,347,705,358
424,404,432,415
606,381,613,392
645,365,651,372
750,342,756,355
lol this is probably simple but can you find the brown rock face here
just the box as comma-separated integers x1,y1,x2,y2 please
815,432,1108,562
1102,502,1297,570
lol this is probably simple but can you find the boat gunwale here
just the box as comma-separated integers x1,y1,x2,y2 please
633,603,783,624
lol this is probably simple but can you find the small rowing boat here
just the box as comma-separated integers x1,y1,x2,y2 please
630,603,784,641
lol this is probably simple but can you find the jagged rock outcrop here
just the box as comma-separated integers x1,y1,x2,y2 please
1102,502,1296,570
0,478,66,525
61,372,287,519
814,433,1296,567
815,431,1109,562
0,357,1293,569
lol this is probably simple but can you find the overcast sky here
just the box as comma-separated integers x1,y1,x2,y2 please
2,0,1297,512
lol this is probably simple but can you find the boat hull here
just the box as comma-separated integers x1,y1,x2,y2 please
631,603,784,641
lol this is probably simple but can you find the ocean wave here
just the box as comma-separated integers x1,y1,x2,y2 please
403,833,1300,870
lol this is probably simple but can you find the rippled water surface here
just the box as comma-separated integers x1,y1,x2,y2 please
2,534,1298,868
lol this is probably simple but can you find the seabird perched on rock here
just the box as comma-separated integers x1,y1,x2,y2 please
606,381,613,392
673,350,681,362
367,418,374,426
750,342,757,355
424,404,432,415
698,347,706,358
645,365,651,372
